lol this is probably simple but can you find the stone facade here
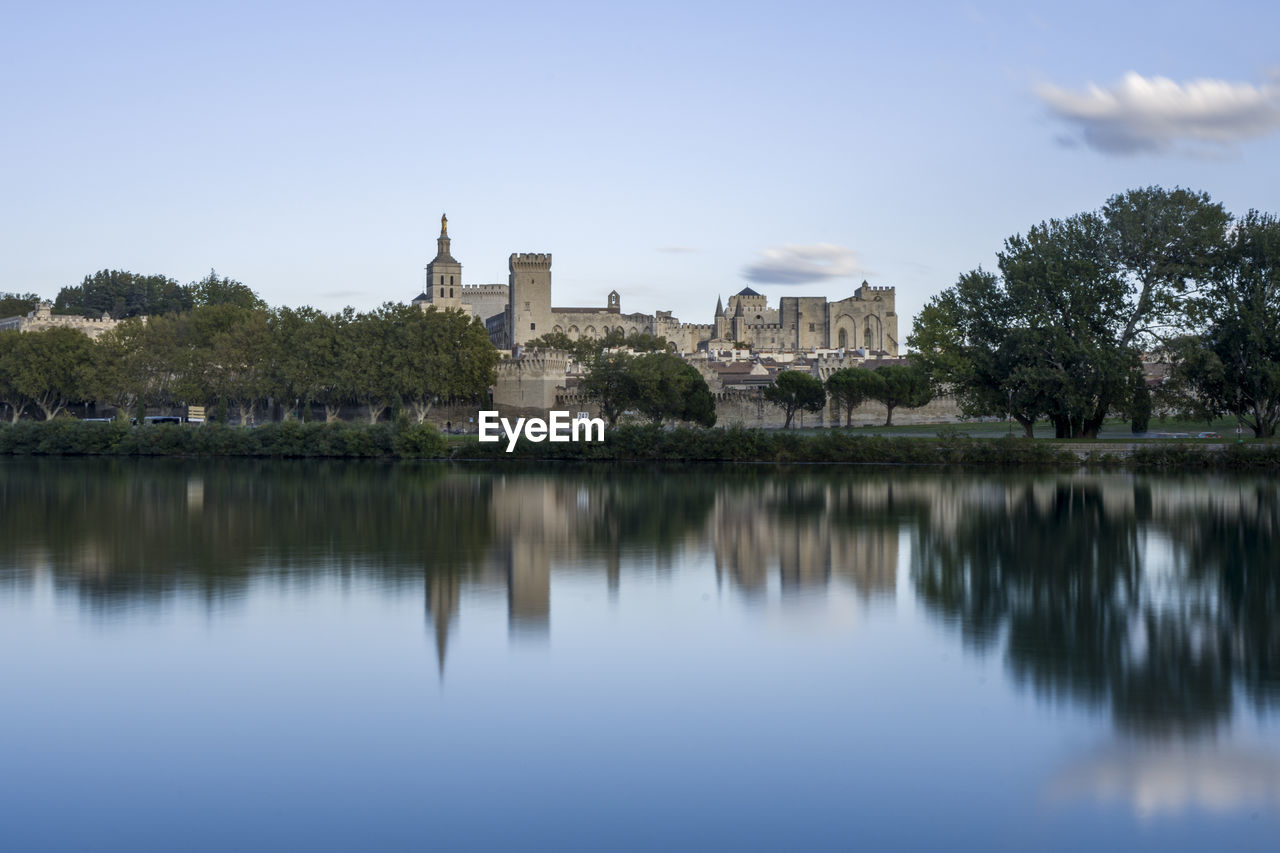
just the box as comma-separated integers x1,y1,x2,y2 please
0,301,131,339
414,215,898,357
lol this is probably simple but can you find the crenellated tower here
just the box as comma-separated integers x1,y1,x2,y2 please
508,252,553,347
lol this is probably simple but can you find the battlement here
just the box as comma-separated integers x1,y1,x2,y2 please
509,253,552,269
462,283,508,294
497,348,571,374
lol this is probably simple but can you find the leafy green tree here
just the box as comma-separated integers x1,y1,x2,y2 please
581,352,637,426
1170,211,1280,437
55,270,192,318
0,333,32,421
391,304,499,422
629,352,716,426
869,363,933,426
764,370,826,428
825,366,883,427
0,292,41,319
909,187,1228,438
6,328,96,419
189,269,266,311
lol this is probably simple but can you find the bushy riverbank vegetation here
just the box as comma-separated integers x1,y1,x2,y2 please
7,419,1280,469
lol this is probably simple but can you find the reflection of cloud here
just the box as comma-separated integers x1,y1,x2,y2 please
1046,741,1280,820
743,244,866,285
1036,71,1280,155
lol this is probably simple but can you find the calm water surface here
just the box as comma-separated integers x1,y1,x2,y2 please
2,459,1279,851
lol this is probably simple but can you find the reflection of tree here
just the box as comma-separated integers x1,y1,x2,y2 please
0,459,495,609
912,479,1280,737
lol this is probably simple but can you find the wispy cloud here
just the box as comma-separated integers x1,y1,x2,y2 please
742,244,866,285
656,246,699,254
1036,71,1280,155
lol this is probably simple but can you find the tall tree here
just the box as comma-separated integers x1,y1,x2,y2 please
581,352,637,427
825,366,883,427
909,187,1229,438
189,270,266,311
1170,211,1280,437
629,352,716,426
55,270,191,318
869,363,933,426
0,292,41,319
6,328,95,419
764,370,826,428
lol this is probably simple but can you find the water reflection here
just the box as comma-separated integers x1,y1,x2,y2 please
909,476,1280,737
2,460,1279,745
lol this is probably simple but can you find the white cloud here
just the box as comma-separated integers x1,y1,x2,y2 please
742,244,866,285
1036,71,1280,155
655,246,699,254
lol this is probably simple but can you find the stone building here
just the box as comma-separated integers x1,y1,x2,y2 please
0,301,131,339
412,215,899,357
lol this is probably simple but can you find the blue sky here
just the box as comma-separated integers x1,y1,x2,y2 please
3,1,1278,339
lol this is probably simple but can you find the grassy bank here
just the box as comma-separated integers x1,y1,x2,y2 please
4,420,1280,469
0,419,447,458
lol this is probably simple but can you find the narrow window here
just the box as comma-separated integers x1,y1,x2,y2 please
450,275,454,285
531,323,536,331
440,275,444,286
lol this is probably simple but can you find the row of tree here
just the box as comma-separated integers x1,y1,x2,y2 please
910,187,1280,438
765,364,933,428
0,302,498,424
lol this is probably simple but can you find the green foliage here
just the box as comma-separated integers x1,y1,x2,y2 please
526,329,674,364
825,367,882,426
0,292,40,319
1168,211,1280,438
54,270,192,318
0,328,96,420
763,370,826,428
579,349,714,427
870,363,933,426
909,186,1229,439
629,352,717,426
189,269,266,311
0,420,447,458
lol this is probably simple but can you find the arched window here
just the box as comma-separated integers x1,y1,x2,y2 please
838,328,848,349
450,288,454,297
450,275,454,285
439,275,444,286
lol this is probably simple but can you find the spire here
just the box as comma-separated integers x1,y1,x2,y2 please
433,212,457,264
715,295,724,317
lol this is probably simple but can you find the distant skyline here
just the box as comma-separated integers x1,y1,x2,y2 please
3,1,1278,337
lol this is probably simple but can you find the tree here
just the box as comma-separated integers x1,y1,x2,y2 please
581,352,637,427
1170,211,1280,437
0,333,31,421
55,270,191,318
908,187,1229,438
629,352,716,426
825,367,884,427
869,363,933,426
6,328,95,419
391,304,499,423
0,292,40,319
764,370,826,428
190,269,266,311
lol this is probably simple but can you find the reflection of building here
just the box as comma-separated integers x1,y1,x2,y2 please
425,571,460,674
711,483,900,600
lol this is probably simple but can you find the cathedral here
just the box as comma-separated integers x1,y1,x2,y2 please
413,215,898,356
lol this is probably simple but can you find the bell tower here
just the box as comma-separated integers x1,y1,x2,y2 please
424,213,464,308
